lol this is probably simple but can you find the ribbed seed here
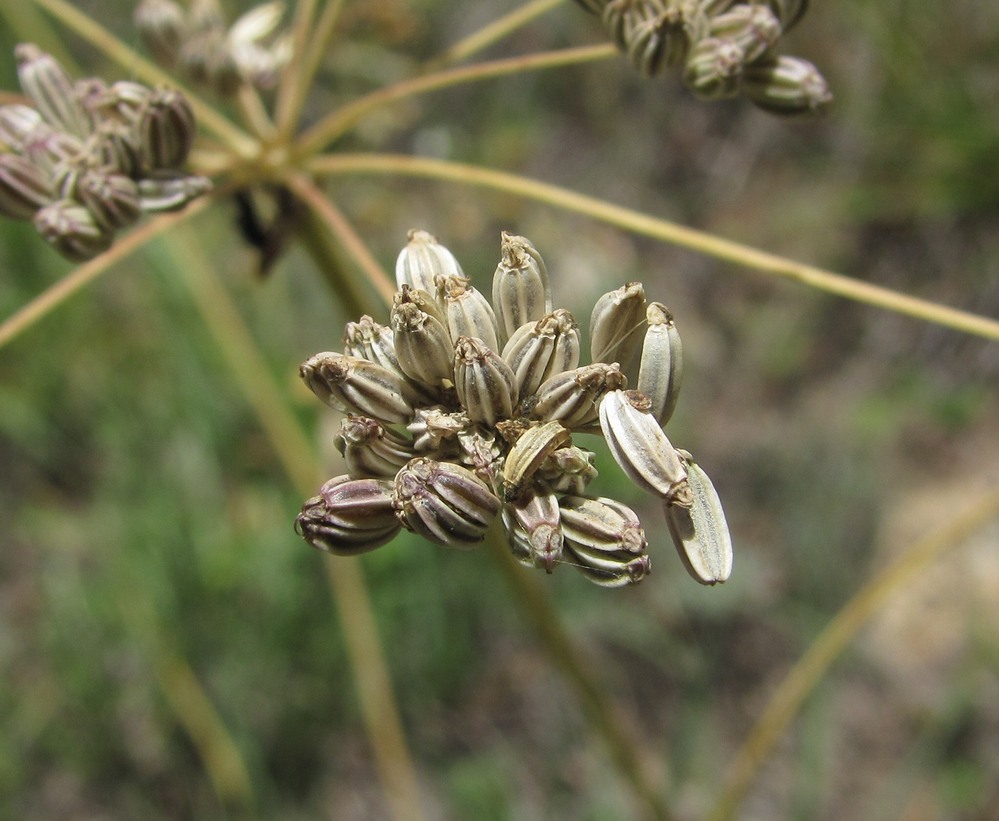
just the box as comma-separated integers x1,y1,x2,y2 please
0,104,43,151
537,446,598,496
295,475,400,556
21,124,84,177
743,55,832,116
393,458,500,547
502,420,571,501
393,283,448,328
665,453,732,584
391,301,455,388
77,171,142,231
15,44,91,138
438,275,500,354
502,309,580,398
135,0,187,67
137,174,213,212
531,362,627,429
564,540,651,587
683,37,745,100
335,415,415,479
454,336,517,426
559,495,647,554
396,229,463,294
343,315,402,376
33,199,113,261
708,4,782,66
299,352,420,424
408,407,469,452
506,486,563,572
92,122,143,177
492,232,552,345
589,282,646,368
138,89,196,170
598,389,691,506
636,302,683,426
0,154,54,220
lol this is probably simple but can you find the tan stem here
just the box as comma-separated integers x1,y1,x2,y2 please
308,153,999,342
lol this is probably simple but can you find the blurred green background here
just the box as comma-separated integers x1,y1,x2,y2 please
1,1,998,818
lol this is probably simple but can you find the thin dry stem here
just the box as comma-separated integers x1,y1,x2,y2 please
708,487,999,821
309,153,999,342
0,200,212,351
428,0,569,68
166,226,424,821
295,44,616,156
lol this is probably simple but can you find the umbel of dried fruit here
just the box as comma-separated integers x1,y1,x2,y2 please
0,44,210,261
296,231,734,588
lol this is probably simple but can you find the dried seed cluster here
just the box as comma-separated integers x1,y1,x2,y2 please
296,231,734,587
574,0,831,115
0,44,210,261
135,0,292,97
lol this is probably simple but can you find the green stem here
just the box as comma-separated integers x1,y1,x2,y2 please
166,225,425,821
707,487,999,821
295,44,615,156
0,200,212,352
274,0,346,141
309,153,999,342
27,0,257,157
426,0,569,69
486,530,673,821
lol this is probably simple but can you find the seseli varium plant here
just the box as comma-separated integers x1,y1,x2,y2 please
296,230,733,586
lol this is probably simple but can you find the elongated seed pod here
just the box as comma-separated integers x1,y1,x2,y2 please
683,37,745,101
295,476,400,555
743,55,832,116
396,229,463,294
335,415,416,479
531,362,627,429
589,281,646,368
343,315,402,376
506,486,563,572
391,301,455,388
15,44,91,138
300,352,421,424
636,302,683,426
598,389,691,506
665,454,732,584
502,420,571,501
439,275,500,354
558,495,647,554
0,104,43,151
565,540,651,587
137,174,212,212
77,171,142,231
502,309,580,398
0,153,53,219
393,458,500,547
492,232,552,345
135,0,187,67
33,199,114,261
454,336,517,426
537,445,598,496
708,4,782,66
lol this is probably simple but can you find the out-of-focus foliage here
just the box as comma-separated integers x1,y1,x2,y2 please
1,1,997,818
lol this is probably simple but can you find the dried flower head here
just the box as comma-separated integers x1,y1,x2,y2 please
135,0,292,96
0,44,210,260
573,0,831,116
296,231,734,588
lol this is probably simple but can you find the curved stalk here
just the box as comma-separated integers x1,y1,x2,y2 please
486,529,673,821
309,153,999,342
295,44,615,156
427,0,569,69
0,199,211,351
165,225,425,821
27,0,257,157
708,488,999,821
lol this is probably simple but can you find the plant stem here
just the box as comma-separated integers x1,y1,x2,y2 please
485,530,674,821
0,200,211,351
426,0,569,69
295,44,615,156
274,0,346,140
166,225,425,821
237,83,276,142
707,487,999,821
287,174,397,308
27,0,257,157
309,153,999,342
